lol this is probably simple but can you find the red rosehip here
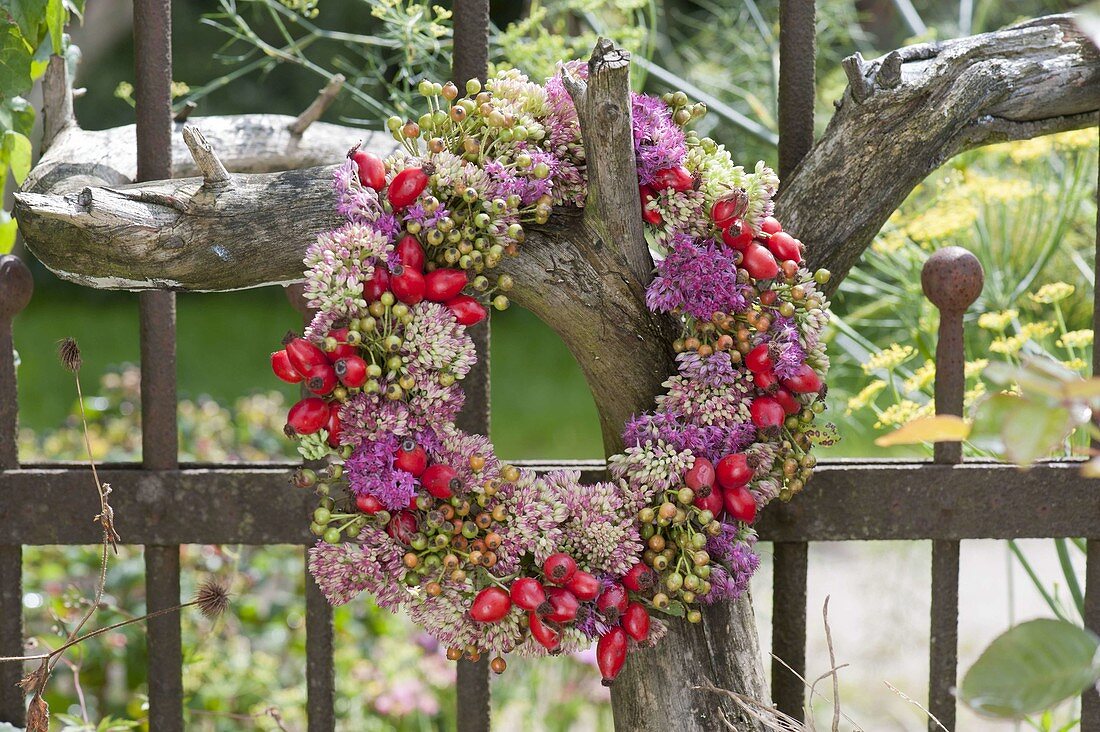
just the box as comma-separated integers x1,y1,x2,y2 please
754,368,779,391
325,408,342,447
395,234,426,271
783,363,823,394
596,583,629,621
639,185,663,226
421,464,459,499
351,149,386,190
363,266,390,302
542,586,579,623
390,265,426,305
745,344,773,374
425,268,467,302
751,396,787,428
723,486,758,524
387,167,429,210
470,586,512,623
324,328,358,361
566,570,600,602
597,627,628,686
741,243,780,280
286,397,328,435
716,453,753,490
622,602,651,642
721,219,753,250
622,563,657,593
542,553,577,585
305,363,338,396
446,295,487,326
271,349,302,384
761,216,783,235
684,456,715,491
394,439,428,477
767,231,802,262
711,195,747,229
650,166,694,192
509,577,547,612
334,356,368,388
528,611,562,651
284,337,329,377
774,386,802,415
693,488,724,515
356,493,385,514
386,509,419,545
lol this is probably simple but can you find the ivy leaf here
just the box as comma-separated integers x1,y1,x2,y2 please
2,130,31,183
960,619,1100,719
45,0,64,53
657,601,685,617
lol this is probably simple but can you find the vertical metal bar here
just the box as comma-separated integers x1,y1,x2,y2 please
0,255,32,724
133,1,182,729
777,0,816,184
1082,128,1100,731
921,247,983,732
451,3,492,730
772,0,815,720
285,284,337,732
305,571,336,732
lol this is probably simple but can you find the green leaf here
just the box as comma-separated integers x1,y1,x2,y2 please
2,130,32,183
0,24,35,99
45,0,64,53
0,209,16,255
960,619,1100,719
5,0,49,43
874,415,970,447
969,393,1075,465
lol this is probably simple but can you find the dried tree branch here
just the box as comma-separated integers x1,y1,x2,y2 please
181,126,231,187
289,74,346,136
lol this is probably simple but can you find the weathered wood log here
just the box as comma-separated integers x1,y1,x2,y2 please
787,13,1100,292
11,15,1100,731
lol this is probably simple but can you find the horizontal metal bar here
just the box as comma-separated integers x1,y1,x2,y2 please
0,461,1094,545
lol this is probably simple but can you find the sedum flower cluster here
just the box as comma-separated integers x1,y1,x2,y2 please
275,61,831,674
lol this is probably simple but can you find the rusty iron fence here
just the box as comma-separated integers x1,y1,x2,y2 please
0,0,1098,730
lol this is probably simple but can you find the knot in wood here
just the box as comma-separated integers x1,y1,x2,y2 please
0,255,34,319
921,246,983,312
589,37,630,72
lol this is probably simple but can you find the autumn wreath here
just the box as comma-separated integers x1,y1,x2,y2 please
269,62,832,684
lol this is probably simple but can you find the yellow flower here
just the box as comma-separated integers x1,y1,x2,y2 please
1057,330,1093,349
978,310,1017,331
1062,358,1088,372
990,334,1028,355
1020,321,1055,340
845,380,887,415
901,198,978,244
874,400,933,429
964,359,989,379
963,172,1034,203
903,360,936,393
872,230,907,255
1052,129,1098,151
964,382,987,409
862,344,916,374
1029,282,1075,304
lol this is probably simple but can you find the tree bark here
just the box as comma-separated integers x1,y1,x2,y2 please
11,15,1100,731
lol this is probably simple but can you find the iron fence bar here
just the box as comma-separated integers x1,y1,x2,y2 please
1082,127,1100,731
451,2,493,729
283,283,338,731
0,255,31,725
773,0,816,719
922,247,983,731
133,0,183,728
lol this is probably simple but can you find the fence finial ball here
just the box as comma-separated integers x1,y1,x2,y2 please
0,254,33,319
921,246,983,313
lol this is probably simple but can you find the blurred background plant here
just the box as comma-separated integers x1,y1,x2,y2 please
7,0,1097,728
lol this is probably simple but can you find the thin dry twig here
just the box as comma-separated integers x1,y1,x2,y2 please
824,597,841,732
697,684,808,731
884,681,951,732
